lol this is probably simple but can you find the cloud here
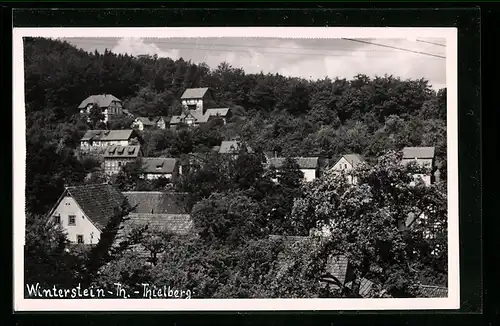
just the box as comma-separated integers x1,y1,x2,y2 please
110,37,446,89
112,37,180,59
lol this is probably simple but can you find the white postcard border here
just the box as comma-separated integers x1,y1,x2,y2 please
13,27,459,311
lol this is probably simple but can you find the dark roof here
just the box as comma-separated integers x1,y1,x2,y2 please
135,117,157,126
324,255,350,286
418,285,448,298
402,147,435,159
121,213,193,236
81,130,136,142
78,94,122,109
180,88,209,99
341,154,366,166
142,158,178,174
65,183,128,230
170,111,210,125
269,157,319,169
218,140,253,154
103,145,141,159
358,277,375,297
206,108,230,117
123,191,189,214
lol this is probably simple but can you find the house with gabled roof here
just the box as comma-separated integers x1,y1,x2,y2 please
141,158,181,181
78,94,123,123
401,146,436,186
329,153,366,185
46,183,129,245
79,129,142,153
103,145,143,175
170,88,231,128
267,157,320,182
131,117,157,131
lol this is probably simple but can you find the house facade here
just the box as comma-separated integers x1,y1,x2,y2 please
329,154,366,185
132,117,157,131
47,183,127,245
268,157,319,182
401,147,435,186
79,129,141,153
170,88,230,128
78,94,123,123
103,145,143,175
141,157,181,181
156,116,169,129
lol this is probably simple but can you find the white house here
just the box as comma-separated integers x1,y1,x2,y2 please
132,117,157,131
329,154,366,184
268,157,319,182
79,129,141,153
170,88,230,128
46,183,127,245
78,94,123,124
401,147,435,186
141,158,181,181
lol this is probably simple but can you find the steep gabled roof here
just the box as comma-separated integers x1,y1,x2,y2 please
78,94,122,109
402,147,435,160
142,158,178,175
123,191,189,214
341,154,366,166
269,157,319,169
64,183,128,230
180,88,209,99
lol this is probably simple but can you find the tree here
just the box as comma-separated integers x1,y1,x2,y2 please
88,104,105,127
113,158,149,191
289,151,447,297
191,192,267,246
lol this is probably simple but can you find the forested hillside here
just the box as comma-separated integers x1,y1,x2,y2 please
24,37,447,215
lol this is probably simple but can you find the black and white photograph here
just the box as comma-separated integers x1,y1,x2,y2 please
13,27,458,311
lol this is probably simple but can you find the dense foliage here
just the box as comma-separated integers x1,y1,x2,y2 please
24,37,448,298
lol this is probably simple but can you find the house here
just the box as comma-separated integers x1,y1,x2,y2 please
329,154,366,184
218,140,254,155
103,145,143,175
170,88,231,128
79,129,141,153
180,87,213,113
141,158,181,181
155,116,169,129
132,117,157,131
267,157,320,182
78,94,123,123
401,147,435,186
46,183,128,245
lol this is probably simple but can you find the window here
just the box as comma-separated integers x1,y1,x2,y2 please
77,235,84,244
68,215,76,226
54,215,61,224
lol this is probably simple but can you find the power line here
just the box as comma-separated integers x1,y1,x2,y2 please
64,37,435,54
342,38,446,59
65,39,444,59
416,39,446,47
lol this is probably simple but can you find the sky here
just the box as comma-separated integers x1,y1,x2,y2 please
62,37,447,90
